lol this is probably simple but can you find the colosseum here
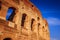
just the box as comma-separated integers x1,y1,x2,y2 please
0,0,50,40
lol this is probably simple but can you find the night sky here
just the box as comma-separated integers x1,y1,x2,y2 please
30,0,60,40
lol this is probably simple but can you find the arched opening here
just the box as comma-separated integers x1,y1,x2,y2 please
21,13,27,27
37,17,40,20
0,1,2,10
38,23,40,30
3,38,12,40
42,26,44,29
6,7,16,22
31,18,35,31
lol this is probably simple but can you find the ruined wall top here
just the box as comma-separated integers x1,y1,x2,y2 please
0,0,42,18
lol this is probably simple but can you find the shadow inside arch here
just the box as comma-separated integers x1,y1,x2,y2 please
3,38,12,40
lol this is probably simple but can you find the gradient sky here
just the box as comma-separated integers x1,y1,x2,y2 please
30,0,60,40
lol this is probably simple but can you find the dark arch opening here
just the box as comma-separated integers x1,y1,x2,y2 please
6,7,16,22
38,23,40,30
31,18,35,30
0,1,2,10
21,13,27,27
3,38,12,40
37,17,40,20
32,5,34,7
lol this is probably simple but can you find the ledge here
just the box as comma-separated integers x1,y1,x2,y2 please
0,18,17,30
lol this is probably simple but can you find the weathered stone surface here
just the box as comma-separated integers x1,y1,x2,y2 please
0,0,50,40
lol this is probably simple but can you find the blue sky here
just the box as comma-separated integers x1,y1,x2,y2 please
30,0,60,40
6,8,14,20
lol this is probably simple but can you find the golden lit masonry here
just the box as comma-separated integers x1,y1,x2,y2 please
0,0,50,40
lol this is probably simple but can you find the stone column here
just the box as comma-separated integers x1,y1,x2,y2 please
31,18,39,40
21,15,31,40
38,19,44,40
0,4,8,20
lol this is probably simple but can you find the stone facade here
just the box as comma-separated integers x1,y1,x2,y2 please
0,0,50,40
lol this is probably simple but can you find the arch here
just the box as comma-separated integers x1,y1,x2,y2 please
0,1,2,10
21,13,27,27
3,38,12,40
37,17,40,20
38,23,40,30
6,7,16,22
31,18,35,31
